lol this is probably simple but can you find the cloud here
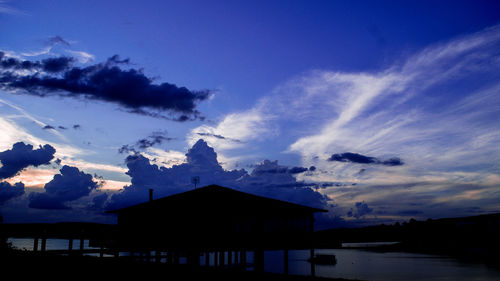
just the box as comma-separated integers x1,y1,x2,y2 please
329,152,378,164
0,54,210,120
118,131,173,154
42,125,55,130
249,161,311,175
0,142,56,179
0,52,74,72
288,24,500,164
288,166,309,174
0,181,24,204
107,139,330,215
188,105,275,151
347,201,373,218
0,0,26,16
172,24,500,226
195,132,242,143
46,36,70,47
65,50,95,63
41,57,75,73
29,165,100,209
328,152,404,166
89,192,108,209
324,178,500,224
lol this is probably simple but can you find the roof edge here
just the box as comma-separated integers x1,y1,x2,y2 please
106,184,329,214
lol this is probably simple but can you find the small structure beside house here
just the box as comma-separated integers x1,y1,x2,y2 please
107,184,327,273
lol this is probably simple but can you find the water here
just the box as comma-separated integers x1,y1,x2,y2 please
265,249,500,281
7,238,500,280
7,238,99,254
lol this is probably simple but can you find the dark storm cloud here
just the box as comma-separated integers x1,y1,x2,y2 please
249,161,311,175
118,131,173,154
106,54,130,65
89,192,108,209
136,131,173,149
381,157,404,166
0,142,56,179
0,55,40,70
41,57,75,73
125,108,201,122
107,140,330,213
0,181,25,204
46,36,70,47
288,166,309,174
0,53,74,72
328,152,404,166
195,132,242,143
329,152,378,164
42,125,55,130
347,201,373,218
29,165,100,209
0,54,210,120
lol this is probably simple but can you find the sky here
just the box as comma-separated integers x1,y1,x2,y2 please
1,0,500,228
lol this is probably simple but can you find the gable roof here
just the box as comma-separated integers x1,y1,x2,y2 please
107,184,327,215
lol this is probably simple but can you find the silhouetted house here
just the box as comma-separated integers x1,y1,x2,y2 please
108,184,326,271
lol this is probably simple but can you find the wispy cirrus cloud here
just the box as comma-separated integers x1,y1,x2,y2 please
186,24,500,222
0,0,26,16
188,103,276,151
64,50,95,63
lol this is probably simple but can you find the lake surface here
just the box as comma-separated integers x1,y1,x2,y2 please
8,238,500,280
265,249,500,281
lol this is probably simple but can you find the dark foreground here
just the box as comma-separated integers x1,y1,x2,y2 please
0,250,362,281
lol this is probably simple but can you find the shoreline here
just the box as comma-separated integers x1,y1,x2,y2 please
0,249,364,281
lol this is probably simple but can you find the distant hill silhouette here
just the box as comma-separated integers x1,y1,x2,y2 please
315,213,500,263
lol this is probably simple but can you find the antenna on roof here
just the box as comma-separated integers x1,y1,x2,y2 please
191,176,200,189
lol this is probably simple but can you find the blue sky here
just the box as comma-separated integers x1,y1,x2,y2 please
0,0,499,227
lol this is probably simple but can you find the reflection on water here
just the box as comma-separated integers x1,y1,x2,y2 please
8,239,500,280
8,238,97,252
341,241,399,248
266,249,500,281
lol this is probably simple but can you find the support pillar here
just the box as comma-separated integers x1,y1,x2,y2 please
309,214,316,277
310,248,316,277
68,238,73,253
219,251,225,267
33,237,39,252
173,251,180,265
254,249,264,273
129,251,135,261
234,250,239,266
241,250,247,270
205,251,210,266
79,238,85,255
187,251,200,267
155,250,161,263
41,237,46,252
284,249,289,275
